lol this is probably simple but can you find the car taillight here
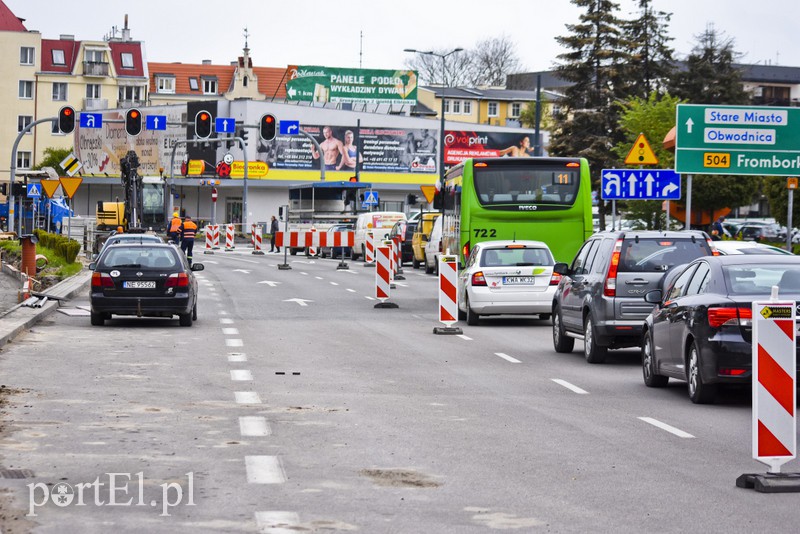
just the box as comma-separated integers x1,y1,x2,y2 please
472,271,487,286
708,306,752,328
707,236,719,256
165,272,189,287
550,272,562,286
91,272,114,288
462,241,470,259
603,239,623,297
719,368,748,376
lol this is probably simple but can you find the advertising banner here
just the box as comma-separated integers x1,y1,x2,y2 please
285,66,418,105
444,130,538,165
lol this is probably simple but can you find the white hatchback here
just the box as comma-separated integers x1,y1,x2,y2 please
457,240,559,325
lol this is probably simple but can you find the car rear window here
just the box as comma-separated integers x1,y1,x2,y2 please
618,238,711,273
724,265,800,294
480,247,553,267
101,247,179,269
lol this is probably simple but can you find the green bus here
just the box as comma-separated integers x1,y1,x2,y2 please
441,157,593,265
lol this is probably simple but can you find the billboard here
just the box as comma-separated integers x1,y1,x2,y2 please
444,130,541,165
285,66,418,105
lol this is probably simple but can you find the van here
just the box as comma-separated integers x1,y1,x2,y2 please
411,212,441,269
352,211,406,260
423,215,444,274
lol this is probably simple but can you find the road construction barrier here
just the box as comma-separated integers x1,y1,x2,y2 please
309,226,317,256
314,231,354,249
365,231,375,264
225,224,236,250
737,292,800,492
433,254,462,335
204,225,217,254
251,224,258,248
211,224,220,249
252,225,265,255
373,245,397,308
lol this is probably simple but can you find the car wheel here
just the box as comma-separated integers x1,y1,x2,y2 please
362,245,367,261
642,329,668,387
466,295,479,326
192,303,198,321
90,312,105,326
583,313,607,363
289,248,297,256
424,255,434,274
179,312,193,327
412,257,420,269
539,313,551,321
687,341,717,404
552,306,574,353
458,304,466,320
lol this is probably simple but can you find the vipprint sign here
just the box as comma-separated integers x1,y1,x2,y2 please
285,65,418,105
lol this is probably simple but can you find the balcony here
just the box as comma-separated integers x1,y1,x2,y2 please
83,61,109,77
84,98,108,110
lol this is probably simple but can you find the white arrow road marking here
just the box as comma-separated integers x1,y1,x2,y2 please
551,378,589,394
638,417,695,438
283,298,313,306
258,281,281,287
495,352,521,363
233,269,251,274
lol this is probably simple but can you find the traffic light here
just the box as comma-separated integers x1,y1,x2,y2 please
195,110,212,139
58,105,75,134
349,176,358,182
407,194,419,205
259,114,276,141
125,108,142,136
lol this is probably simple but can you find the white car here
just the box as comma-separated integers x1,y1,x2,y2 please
713,240,793,256
457,240,559,325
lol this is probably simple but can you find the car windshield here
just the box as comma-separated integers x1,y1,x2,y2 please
725,264,800,294
100,247,179,269
620,239,710,272
480,247,553,267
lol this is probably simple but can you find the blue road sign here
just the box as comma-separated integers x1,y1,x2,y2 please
27,183,41,198
146,115,167,131
362,190,380,208
601,169,681,200
79,113,103,129
279,120,300,135
215,117,236,134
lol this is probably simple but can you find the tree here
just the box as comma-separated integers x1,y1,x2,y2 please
620,0,675,98
405,49,475,87
33,147,72,171
549,0,629,230
763,177,798,228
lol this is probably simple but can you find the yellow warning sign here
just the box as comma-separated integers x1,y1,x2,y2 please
40,179,61,198
625,133,659,165
788,177,798,190
420,185,437,204
58,177,82,199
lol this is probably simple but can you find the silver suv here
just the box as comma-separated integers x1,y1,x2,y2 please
551,230,715,363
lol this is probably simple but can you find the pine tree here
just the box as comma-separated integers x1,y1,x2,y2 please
620,0,675,98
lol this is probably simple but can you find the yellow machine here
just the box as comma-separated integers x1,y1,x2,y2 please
96,201,127,231
411,212,440,269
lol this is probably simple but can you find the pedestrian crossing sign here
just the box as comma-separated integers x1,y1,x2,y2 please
362,190,379,207
27,184,41,198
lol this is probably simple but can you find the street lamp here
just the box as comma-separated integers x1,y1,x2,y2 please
404,47,463,183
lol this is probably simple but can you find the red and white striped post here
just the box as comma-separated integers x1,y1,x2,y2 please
308,226,317,257
737,289,800,492
364,230,375,266
274,231,292,270
204,225,215,255
252,225,265,255
373,245,398,308
224,223,236,251
394,235,406,280
250,223,257,249
433,253,462,335
211,224,220,250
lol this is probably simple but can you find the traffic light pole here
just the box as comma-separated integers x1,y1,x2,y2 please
8,117,58,234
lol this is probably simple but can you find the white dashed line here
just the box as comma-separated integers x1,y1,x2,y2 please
638,417,695,438
341,270,358,275
551,379,589,394
315,276,324,280
365,296,375,301
219,310,228,315
495,352,521,363
346,289,356,293
234,391,261,404
330,282,339,286
222,328,240,335
254,511,300,532
300,272,308,276
228,353,247,362
457,335,472,341
230,370,253,381
220,318,234,324
239,416,271,437
245,456,286,483
226,339,244,347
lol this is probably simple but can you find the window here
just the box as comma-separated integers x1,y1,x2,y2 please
119,85,143,102
19,81,33,99
243,76,248,87
86,84,101,99
488,102,499,117
17,151,32,170
51,120,62,134
157,76,175,93
463,101,472,115
202,78,217,94
443,99,451,114
20,47,35,65
121,52,134,69
85,49,105,63
686,263,711,295
18,116,33,134
510,103,522,117
52,82,67,101
570,240,597,276
189,77,199,91
667,265,698,301
452,100,461,114
52,49,65,65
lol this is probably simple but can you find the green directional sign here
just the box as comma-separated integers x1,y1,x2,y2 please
675,104,800,176
285,66,418,105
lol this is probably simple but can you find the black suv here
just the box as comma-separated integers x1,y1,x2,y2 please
551,230,715,363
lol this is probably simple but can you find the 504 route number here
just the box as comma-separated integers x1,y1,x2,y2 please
704,153,731,168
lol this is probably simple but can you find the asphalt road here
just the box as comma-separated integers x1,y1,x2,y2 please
0,249,798,533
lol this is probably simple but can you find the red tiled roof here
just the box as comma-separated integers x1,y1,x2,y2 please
41,38,81,73
109,42,145,77
0,0,26,32
148,62,287,98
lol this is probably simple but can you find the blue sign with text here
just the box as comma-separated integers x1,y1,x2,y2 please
79,113,103,129
280,120,300,135
215,117,236,134
601,169,681,200
146,115,167,130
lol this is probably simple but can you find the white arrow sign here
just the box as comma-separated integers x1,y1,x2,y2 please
661,182,679,196
283,298,313,307
287,87,297,98
258,280,281,287
686,117,694,134
233,269,251,274
626,173,637,197
643,173,655,197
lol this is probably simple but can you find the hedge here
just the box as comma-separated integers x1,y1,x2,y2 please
33,229,81,264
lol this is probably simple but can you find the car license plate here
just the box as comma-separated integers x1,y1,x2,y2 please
123,281,156,289
503,276,536,285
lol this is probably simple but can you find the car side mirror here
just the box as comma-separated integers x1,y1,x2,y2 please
89,262,96,270
644,289,663,304
191,263,205,271
553,262,570,276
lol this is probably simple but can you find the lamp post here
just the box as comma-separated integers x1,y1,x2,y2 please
404,47,463,183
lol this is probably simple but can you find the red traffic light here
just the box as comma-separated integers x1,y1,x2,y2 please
63,108,73,117
125,108,143,136
195,110,212,139
58,105,76,134
264,115,274,124
259,113,277,141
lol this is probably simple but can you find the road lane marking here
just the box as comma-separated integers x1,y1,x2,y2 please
245,456,286,484
240,416,271,437
300,272,308,276
341,270,358,275
315,276,324,280
495,352,521,363
230,370,253,381
226,339,243,347
346,289,356,293
457,335,472,341
255,511,299,532
228,353,247,362
551,379,589,395
330,282,339,286
219,310,228,315
235,391,261,404
365,296,375,301
220,318,234,324
222,328,240,335
638,417,695,438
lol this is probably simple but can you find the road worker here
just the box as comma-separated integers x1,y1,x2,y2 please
168,212,182,242
179,215,198,266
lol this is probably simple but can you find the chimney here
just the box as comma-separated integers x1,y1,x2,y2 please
60,34,75,41
122,14,131,41
202,59,212,65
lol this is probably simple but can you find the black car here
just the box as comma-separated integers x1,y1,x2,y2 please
318,224,354,259
89,243,203,326
641,255,800,404
388,220,418,265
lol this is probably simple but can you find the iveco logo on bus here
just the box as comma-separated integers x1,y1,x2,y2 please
519,205,538,211
445,133,488,146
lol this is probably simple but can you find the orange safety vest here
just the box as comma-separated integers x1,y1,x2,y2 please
180,220,198,239
169,217,182,233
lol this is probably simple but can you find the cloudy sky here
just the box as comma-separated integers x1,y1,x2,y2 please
6,0,796,72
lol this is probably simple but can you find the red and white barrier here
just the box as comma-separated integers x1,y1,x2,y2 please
752,298,796,472
392,236,400,274
375,245,391,301
314,231,354,248
210,224,220,249
438,254,459,327
365,231,375,264
309,226,317,256
252,225,265,255
251,223,257,249
204,225,216,254
225,223,236,250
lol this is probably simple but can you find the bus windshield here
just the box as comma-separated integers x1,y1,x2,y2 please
473,166,579,206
